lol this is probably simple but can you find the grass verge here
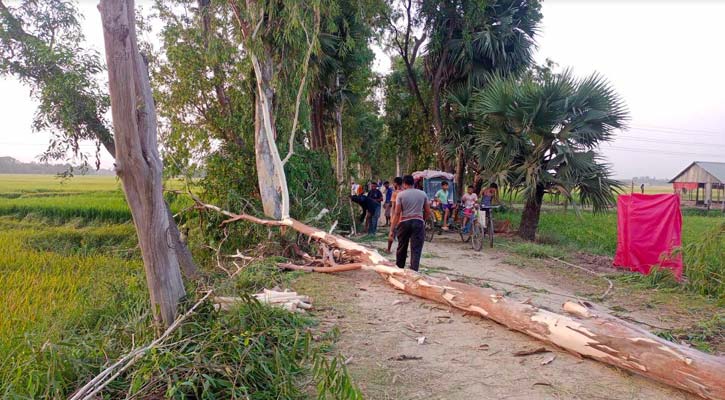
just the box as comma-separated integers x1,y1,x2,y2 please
0,213,360,399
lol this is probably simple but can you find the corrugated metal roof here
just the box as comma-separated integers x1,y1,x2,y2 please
697,161,725,182
669,161,725,183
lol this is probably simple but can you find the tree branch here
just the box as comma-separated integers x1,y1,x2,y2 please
281,4,319,165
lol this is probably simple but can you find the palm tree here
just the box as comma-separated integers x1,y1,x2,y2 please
471,70,629,240
422,0,542,164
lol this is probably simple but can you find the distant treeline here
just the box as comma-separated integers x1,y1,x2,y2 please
0,157,114,175
630,176,670,186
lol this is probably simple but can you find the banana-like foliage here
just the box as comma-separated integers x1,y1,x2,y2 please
470,70,629,238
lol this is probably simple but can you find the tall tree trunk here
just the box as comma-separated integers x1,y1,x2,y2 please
96,99,199,280
429,18,453,172
100,0,185,327
395,153,401,177
519,184,545,240
430,83,449,171
473,171,483,195
250,49,289,219
309,90,326,151
454,149,465,199
334,99,345,187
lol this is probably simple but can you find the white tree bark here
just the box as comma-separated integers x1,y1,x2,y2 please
99,0,185,327
249,50,290,219
334,88,345,187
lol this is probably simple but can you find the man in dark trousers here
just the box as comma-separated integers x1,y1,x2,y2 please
367,181,384,235
389,175,431,271
350,194,378,234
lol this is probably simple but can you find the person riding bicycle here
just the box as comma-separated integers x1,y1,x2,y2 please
460,185,478,234
434,181,453,230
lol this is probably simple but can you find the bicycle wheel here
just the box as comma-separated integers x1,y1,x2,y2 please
488,210,495,248
459,218,471,242
425,218,435,242
470,221,484,251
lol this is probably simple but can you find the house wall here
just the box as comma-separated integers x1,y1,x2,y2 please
671,164,720,184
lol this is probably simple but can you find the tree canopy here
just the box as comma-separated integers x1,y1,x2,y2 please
0,0,112,170
471,70,629,239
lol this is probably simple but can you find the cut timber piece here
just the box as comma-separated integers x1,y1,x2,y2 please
197,203,725,400
212,290,312,313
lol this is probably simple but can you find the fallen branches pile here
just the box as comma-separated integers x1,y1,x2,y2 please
70,291,214,400
196,200,725,400
214,289,312,313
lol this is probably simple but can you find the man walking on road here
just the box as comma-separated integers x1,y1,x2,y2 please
390,175,431,271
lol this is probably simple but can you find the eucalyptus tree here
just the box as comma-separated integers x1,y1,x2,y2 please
225,0,324,219
471,70,629,240
1,0,198,325
382,58,434,174
306,0,382,186
98,0,192,326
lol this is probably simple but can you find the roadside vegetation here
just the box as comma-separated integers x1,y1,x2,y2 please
0,176,360,399
497,205,723,298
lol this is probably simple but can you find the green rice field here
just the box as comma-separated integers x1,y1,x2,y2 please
0,174,362,399
498,207,722,255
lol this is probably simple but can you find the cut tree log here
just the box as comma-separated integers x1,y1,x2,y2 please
213,289,312,313
195,201,725,400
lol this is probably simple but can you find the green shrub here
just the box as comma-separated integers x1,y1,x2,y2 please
508,241,561,259
124,298,361,399
681,222,725,303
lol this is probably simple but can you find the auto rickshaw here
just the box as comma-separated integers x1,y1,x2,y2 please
412,170,496,250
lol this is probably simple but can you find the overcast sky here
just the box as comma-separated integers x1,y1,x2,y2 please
1,0,723,179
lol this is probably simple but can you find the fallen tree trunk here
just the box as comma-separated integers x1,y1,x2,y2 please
196,202,725,400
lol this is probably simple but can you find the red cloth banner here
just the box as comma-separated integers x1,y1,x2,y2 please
613,194,683,279
673,182,697,191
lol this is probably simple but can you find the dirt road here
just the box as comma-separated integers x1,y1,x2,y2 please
294,234,704,400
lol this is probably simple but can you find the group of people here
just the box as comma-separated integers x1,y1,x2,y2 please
351,176,428,272
350,179,392,235
351,176,500,272
431,180,498,233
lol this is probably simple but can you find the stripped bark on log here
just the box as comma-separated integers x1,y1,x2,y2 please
213,289,312,313
196,201,725,400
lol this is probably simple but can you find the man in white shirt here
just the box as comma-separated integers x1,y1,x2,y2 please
350,179,360,196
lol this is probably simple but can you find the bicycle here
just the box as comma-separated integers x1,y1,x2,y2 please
469,205,498,251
